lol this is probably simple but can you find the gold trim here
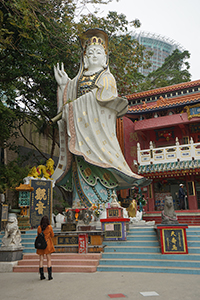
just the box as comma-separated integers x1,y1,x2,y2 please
162,228,186,253
185,104,200,120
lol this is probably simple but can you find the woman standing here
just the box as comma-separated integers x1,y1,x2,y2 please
36,215,55,280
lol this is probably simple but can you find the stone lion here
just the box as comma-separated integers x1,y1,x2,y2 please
1,216,22,247
161,196,179,224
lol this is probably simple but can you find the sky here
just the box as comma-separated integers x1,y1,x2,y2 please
84,0,200,81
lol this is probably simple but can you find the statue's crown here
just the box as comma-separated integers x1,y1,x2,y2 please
80,28,108,54
85,36,106,52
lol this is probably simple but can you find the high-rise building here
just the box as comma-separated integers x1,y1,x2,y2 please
132,32,184,76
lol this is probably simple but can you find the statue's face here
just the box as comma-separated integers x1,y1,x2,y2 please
85,44,106,69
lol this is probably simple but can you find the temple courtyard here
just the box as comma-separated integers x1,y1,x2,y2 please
0,271,199,300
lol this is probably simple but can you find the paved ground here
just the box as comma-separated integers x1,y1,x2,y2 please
0,271,199,300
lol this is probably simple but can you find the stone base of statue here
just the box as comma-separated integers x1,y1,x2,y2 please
0,246,24,262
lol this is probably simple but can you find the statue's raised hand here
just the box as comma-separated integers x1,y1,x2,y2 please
54,63,69,86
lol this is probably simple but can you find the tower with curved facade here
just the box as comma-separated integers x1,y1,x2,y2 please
133,32,184,76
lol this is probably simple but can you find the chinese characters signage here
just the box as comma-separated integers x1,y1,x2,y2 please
161,227,188,254
58,236,78,245
29,179,52,228
78,234,88,254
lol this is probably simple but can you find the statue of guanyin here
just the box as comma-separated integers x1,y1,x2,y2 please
52,28,150,208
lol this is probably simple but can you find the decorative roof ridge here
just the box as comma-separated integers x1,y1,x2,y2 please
128,93,200,112
126,79,200,100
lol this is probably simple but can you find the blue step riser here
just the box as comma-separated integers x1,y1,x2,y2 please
127,236,158,241
21,239,35,243
104,248,161,253
101,253,200,261
188,242,200,247
23,249,36,253
22,244,34,248
99,260,200,268
103,241,160,246
187,237,200,241
97,266,200,275
187,248,200,254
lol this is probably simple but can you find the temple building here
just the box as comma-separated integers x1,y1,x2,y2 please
119,79,200,223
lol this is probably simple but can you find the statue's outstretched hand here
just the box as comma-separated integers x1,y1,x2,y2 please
54,62,69,86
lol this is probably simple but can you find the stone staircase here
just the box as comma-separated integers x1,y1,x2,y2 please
1,226,200,274
13,253,102,273
0,229,102,272
97,226,200,274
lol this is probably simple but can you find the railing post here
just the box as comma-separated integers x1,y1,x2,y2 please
137,142,141,165
190,137,195,159
176,137,181,161
150,141,154,164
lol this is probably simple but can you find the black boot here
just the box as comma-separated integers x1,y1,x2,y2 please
39,267,46,280
47,267,53,280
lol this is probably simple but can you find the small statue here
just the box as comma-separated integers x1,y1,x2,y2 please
161,196,178,224
28,158,54,180
81,210,92,225
1,216,22,247
110,191,120,208
126,199,137,218
65,209,74,223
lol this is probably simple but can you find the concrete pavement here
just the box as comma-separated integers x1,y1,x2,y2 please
0,271,199,300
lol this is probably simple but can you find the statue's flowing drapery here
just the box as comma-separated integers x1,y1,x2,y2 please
52,68,150,207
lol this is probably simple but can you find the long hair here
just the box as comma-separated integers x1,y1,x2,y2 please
40,215,50,231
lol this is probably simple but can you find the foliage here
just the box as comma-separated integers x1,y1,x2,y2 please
0,157,30,195
0,100,18,147
137,49,191,92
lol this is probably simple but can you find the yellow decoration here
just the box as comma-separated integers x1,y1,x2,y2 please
28,158,54,180
126,199,137,218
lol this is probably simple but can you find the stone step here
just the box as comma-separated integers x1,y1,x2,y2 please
103,240,160,247
103,245,161,253
98,258,200,268
101,252,200,261
13,265,97,273
18,259,99,266
126,236,157,241
13,253,102,273
22,253,102,260
97,265,200,275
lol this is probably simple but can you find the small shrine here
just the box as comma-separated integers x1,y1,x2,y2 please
100,191,130,241
15,183,34,229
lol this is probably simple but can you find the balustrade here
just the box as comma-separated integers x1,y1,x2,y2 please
137,138,200,166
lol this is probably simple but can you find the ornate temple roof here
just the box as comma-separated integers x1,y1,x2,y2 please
126,80,200,114
138,159,200,178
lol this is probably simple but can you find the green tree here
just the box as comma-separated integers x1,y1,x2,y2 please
0,0,151,159
0,100,18,147
137,49,191,92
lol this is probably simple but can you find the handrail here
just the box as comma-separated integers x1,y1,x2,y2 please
137,138,200,166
